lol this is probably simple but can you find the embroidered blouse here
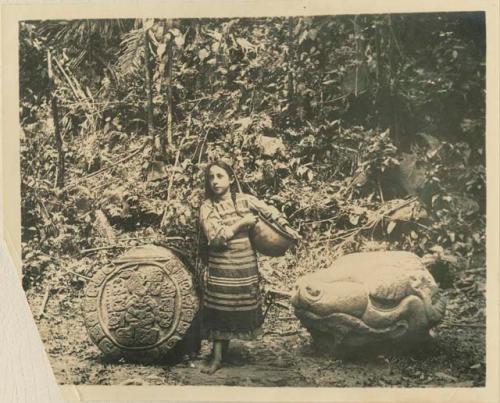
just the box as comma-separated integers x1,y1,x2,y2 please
199,193,286,248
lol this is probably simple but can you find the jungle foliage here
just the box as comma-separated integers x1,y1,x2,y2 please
20,13,485,303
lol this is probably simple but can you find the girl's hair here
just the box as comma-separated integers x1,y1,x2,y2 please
204,159,243,216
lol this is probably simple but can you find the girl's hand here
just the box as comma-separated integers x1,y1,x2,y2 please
240,214,258,229
284,225,302,241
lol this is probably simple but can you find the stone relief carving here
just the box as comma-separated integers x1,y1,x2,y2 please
291,251,446,353
83,245,199,362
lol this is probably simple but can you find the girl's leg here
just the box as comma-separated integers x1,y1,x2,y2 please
221,340,230,361
202,340,223,374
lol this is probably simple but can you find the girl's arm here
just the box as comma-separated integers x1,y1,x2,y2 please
199,203,256,247
245,194,301,240
245,194,288,226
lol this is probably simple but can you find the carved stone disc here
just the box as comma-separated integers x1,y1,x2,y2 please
82,245,199,362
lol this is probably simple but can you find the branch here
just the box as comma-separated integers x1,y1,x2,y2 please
61,267,93,281
81,245,129,254
81,236,186,254
301,215,337,225
37,286,53,319
64,141,147,190
309,197,419,246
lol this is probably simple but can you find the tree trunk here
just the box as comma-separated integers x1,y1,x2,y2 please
387,15,401,147
287,18,296,117
143,21,155,153
94,209,116,242
353,15,360,97
164,19,174,154
47,49,65,189
375,19,381,85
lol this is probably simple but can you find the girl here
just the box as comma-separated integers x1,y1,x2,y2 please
199,159,294,374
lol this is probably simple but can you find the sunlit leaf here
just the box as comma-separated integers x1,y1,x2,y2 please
387,221,397,234
157,43,166,59
174,34,185,48
143,19,154,30
198,48,210,61
236,37,255,51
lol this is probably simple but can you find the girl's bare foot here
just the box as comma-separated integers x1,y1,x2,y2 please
201,340,223,374
201,360,222,374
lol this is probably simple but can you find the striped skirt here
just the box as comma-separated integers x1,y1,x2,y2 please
203,233,263,340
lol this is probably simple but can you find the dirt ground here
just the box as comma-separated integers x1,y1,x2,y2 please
25,277,485,388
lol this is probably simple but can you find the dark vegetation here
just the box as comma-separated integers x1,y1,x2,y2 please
20,13,486,386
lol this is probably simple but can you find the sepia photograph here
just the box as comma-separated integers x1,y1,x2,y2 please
11,4,495,399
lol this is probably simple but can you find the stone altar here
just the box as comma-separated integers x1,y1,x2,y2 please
82,245,200,363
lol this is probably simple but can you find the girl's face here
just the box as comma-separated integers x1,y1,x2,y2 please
208,165,232,197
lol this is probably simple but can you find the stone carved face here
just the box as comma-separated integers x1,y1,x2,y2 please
291,251,446,351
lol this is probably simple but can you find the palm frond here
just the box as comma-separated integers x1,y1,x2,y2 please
37,19,133,70
117,28,145,76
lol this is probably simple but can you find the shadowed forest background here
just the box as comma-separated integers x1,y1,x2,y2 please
19,13,486,386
